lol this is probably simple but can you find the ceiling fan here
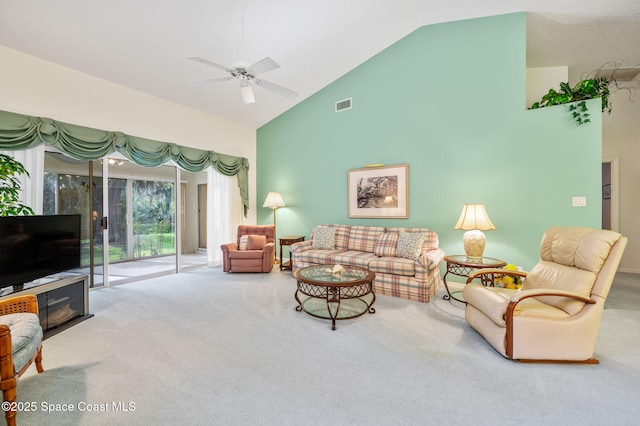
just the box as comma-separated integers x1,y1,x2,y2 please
188,56,298,104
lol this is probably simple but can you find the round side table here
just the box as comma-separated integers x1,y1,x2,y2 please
442,255,506,302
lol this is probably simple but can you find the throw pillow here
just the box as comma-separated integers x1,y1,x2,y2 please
396,231,427,259
374,232,399,257
238,235,249,250
312,227,336,250
247,234,267,250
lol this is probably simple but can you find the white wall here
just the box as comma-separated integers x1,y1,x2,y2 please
525,66,568,107
0,44,257,224
603,83,640,273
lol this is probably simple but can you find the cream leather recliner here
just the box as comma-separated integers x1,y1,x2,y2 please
462,227,627,363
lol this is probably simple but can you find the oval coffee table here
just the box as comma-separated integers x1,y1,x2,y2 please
294,264,376,330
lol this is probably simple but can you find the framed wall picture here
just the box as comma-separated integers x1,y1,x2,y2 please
348,164,409,218
603,184,611,199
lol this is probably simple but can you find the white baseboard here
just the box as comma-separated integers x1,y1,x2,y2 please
617,267,640,274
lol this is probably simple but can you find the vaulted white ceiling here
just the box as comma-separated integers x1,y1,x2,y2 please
1,0,639,129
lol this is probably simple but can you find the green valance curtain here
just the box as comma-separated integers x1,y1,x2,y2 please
0,109,249,215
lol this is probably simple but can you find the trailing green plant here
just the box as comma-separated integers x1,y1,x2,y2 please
529,78,612,125
0,153,35,216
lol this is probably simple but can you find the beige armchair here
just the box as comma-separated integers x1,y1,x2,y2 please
220,225,275,273
462,227,627,363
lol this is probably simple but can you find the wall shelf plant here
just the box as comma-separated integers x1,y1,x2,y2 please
529,78,612,125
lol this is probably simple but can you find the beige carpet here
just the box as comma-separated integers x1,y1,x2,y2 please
15,268,640,425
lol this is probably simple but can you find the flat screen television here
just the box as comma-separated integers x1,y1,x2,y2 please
0,214,81,288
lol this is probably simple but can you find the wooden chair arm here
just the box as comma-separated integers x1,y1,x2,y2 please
0,294,39,316
505,291,595,358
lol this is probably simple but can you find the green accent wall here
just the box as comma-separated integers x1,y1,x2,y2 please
257,13,602,270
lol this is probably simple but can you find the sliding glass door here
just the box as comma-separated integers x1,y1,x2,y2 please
44,152,207,287
44,152,105,287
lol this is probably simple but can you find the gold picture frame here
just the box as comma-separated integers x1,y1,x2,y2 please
348,164,409,218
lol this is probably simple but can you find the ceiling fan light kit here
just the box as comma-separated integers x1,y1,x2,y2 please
188,56,297,104
240,82,255,104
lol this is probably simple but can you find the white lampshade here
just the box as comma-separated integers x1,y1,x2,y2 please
454,204,496,231
454,204,495,258
263,192,285,209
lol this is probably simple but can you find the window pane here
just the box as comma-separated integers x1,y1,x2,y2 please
132,180,175,258
107,178,127,262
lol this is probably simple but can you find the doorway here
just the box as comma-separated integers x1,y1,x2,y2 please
602,158,619,231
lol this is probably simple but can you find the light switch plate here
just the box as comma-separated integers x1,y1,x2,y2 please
572,196,587,207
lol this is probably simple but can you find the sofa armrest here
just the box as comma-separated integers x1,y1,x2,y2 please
417,247,445,270
290,240,313,253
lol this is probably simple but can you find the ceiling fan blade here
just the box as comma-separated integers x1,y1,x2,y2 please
255,79,298,100
249,57,280,75
189,76,232,85
187,57,231,72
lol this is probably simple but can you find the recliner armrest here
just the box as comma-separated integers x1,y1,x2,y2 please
509,288,595,305
262,242,274,253
504,288,595,359
220,243,239,253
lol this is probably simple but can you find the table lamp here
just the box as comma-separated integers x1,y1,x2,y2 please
263,192,286,262
454,203,495,259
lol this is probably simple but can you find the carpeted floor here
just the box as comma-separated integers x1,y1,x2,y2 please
15,268,640,425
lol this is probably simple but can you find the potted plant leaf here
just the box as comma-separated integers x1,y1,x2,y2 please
0,153,35,216
529,78,611,125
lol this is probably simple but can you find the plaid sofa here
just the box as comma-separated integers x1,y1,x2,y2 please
291,225,445,303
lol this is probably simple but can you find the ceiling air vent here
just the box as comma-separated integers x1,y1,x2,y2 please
335,98,352,112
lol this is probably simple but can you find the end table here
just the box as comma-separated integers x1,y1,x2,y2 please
443,255,506,302
279,236,305,271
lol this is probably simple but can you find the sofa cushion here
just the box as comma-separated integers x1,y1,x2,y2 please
333,251,378,268
0,313,42,373
229,250,265,259
248,235,267,250
368,256,416,277
396,231,427,259
313,225,351,251
374,232,399,257
238,235,249,250
312,226,336,249
347,226,385,253
238,235,267,250
387,227,439,253
294,249,342,265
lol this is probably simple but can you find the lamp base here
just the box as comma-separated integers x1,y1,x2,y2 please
463,230,486,259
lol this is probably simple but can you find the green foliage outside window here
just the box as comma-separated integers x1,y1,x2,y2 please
0,154,34,216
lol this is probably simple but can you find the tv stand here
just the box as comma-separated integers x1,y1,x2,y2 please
0,273,92,339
